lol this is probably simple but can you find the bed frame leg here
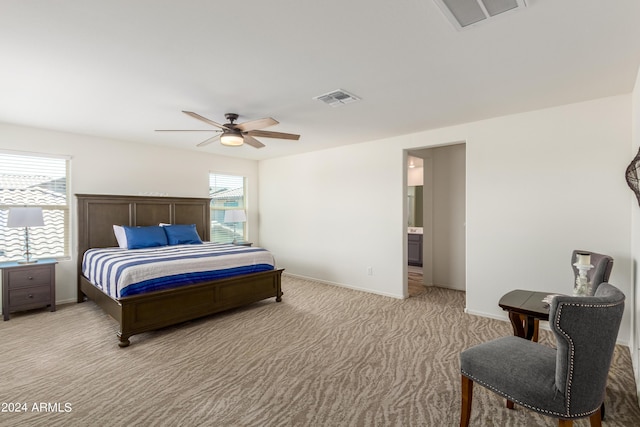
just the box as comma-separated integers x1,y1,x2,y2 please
118,334,131,347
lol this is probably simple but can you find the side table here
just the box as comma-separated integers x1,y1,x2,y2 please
498,289,551,342
1,259,57,321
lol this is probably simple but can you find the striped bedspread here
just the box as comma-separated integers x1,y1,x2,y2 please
82,243,276,299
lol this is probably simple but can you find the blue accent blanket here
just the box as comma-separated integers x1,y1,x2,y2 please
82,243,276,298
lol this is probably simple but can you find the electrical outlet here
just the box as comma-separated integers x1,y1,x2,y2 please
367,266,373,276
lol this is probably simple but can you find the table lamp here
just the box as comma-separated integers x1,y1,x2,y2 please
7,207,45,264
223,209,246,244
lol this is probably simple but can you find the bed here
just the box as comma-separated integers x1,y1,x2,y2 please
76,194,283,347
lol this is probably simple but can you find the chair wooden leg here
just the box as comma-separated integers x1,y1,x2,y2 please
506,399,514,409
557,407,601,427
460,375,473,427
589,408,602,427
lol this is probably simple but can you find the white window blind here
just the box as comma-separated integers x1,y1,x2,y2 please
209,173,246,243
0,152,69,261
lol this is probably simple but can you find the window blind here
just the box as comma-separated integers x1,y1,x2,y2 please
0,152,69,261
209,173,246,243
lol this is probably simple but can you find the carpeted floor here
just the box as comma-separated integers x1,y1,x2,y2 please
1,275,639,426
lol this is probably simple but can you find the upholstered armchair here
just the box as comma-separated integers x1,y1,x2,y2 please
459,283,625,427
570,250,614,295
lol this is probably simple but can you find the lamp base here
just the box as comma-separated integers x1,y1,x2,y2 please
17,259,39,265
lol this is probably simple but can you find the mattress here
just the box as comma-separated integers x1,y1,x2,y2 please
82,243,276,298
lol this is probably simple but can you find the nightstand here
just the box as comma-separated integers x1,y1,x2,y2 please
1,259,57,321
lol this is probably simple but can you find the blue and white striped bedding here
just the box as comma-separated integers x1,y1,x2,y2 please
82,243,276,299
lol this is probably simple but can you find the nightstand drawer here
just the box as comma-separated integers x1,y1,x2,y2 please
8,285,52,309
6,266,52,288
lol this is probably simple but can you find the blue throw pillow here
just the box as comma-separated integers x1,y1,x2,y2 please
162,224,203,245
123,225,168,249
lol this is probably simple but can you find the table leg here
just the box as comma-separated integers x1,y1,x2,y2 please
508,312,540,341
508,311,526,338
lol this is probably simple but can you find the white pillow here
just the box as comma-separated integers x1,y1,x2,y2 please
113,225,128,249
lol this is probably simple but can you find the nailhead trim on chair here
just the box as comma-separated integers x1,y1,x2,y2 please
554,300,623,419
460,298,623,421
460,370,583,419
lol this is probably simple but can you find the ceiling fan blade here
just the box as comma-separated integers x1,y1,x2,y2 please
196,134,221,147
235,117,278,132
247,129,300,140
243,135,265,149
182,111,229,129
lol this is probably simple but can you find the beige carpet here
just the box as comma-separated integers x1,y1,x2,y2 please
1,276,639,426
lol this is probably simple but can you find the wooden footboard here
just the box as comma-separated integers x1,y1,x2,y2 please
80,269,283,347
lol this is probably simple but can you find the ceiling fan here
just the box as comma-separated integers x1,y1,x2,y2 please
156,111,300,149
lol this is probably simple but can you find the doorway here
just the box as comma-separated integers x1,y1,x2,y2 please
406,143,466,294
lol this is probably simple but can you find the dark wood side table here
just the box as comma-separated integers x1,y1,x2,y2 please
1,259,57,321
498,289,551,342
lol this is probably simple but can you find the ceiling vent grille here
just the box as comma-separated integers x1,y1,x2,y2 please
433,0,527,30
313,89,361,107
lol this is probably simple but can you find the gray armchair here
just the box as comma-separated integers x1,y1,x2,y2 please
570,250,614,295
459,283,625,426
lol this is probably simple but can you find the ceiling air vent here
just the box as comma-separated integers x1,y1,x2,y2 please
313,89,361,107
433,0,527,30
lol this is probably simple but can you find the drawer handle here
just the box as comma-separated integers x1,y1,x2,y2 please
28,276,33,280
28,294,34,298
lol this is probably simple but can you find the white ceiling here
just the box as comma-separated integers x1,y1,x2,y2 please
1,0,639,161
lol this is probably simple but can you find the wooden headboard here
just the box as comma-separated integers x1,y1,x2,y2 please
76,194,211,277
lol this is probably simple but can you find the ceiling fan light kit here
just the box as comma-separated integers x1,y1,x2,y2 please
220,129,244,146
156,111,299,149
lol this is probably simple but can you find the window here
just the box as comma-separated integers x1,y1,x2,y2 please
209,173,246,243
0,151,70,261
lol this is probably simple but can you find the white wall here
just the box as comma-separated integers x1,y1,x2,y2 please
259,94,634,344
0,123,259,306
259,143,402,298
